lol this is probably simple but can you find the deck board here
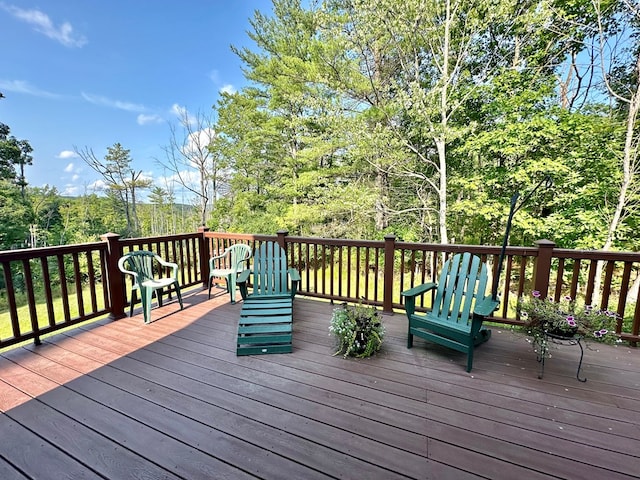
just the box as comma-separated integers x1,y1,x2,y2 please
1,289,639,479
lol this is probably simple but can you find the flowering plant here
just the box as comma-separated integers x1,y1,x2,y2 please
329,303,384,358
517,291,620,357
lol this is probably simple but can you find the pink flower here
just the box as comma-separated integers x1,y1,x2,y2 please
532,291,541,298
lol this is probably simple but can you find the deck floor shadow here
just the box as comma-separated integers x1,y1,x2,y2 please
1,289,639,479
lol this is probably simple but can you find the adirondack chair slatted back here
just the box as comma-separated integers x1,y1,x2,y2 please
252,242,289,296
236,241,299,355
433,253,488,325
401,251,497,372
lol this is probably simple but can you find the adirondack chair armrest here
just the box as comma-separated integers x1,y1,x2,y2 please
288,268,301,282
237,268,250,284
474,296,500,318
401,282,437,299
288,268,301,297
401,282,437,316
237,268,251,300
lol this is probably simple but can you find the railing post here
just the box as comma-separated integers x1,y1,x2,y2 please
383,234,396,313
533,239,556,298
277,230,289,252
101,232,126,320
198,226,211,288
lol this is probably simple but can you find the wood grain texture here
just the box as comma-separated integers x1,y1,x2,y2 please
0,288,638,480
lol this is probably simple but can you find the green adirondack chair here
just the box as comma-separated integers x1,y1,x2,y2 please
401,252,499,372
118,250,184,324
208,243,252,303
235,241,301,355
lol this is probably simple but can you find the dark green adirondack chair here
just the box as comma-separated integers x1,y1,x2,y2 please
118,250,184,324
401,252,499,372
235,241,300,355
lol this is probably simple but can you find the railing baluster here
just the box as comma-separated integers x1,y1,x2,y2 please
22,258,40,344
42,256,56,327
602,260,615,310
585,260,598,305
4,230,640,348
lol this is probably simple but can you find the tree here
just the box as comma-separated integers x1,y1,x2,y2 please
0,122,33,197
593,0,640,252
0,180,31,250
27,185,63,246
75,143,151,237
0,123,19,181
59,193,123,244
207,0,640,253
158,109,221,226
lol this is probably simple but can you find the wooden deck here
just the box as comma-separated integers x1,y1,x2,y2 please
1,288,639,480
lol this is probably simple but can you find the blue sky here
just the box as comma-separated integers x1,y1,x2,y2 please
0,1,272,197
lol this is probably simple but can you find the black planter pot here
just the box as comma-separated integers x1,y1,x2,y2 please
545,325,579,338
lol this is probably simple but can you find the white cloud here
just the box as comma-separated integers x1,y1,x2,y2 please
87,179,106,192
1,4,87,47
171,103,188,118
220,84,236,95
62,184,81,196
64,162,75,173
171,103,200,127
72,174,79,181
184,128,216,156
137,113,163,125
157,170,201,190
58,150,78,160
0,79,59,98
209,70,220,83
81,92,145,112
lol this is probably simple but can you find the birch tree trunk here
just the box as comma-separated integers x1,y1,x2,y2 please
591,1,640,305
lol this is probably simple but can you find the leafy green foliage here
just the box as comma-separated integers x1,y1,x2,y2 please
329,303,385,358
0,181,31,249
3,0,640,259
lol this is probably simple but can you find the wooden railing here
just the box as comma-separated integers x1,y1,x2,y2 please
2,228,639,349
0,231,205,349
204,231,640,344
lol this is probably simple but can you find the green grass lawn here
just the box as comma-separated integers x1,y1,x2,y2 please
0,285,107,346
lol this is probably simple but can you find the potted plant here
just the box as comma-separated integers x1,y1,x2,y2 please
517,290,620,358
329,302,385,358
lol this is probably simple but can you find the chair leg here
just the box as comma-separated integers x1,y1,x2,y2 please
227,274,236,304
141,287,153,324
156,289,163,308
466,343,474,372
209,276,228,299
466,352,474,373
129,289,137,317
174,281,184,310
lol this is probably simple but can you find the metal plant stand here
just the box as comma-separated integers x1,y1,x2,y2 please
537,332,586,382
